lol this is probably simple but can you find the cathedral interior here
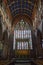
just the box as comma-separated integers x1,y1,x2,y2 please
0,0,43,65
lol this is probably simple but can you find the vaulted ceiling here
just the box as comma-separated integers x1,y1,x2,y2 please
7,0,35,17
3,0,38,22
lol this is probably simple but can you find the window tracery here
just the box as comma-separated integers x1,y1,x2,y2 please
13,20,33,50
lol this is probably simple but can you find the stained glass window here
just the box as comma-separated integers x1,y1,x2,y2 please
13,20,32,50
17,41,28,50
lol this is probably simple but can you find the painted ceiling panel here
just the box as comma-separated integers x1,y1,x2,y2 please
7,0,35,17
3,0,37,19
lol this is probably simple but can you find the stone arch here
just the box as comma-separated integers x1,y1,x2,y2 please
11,14,33,35
12,14,33,29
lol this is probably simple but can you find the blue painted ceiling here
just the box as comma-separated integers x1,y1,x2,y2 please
7,0,36,17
